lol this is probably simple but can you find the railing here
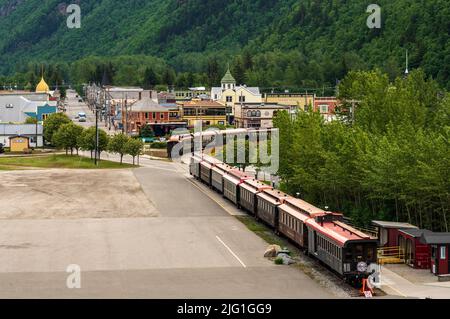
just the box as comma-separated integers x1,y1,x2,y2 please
342,217,378,238
377,246,405,265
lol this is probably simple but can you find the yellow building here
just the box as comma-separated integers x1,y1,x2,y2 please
263,93,315,111
9,136,29,152
211,69,262,111
179,99,227,127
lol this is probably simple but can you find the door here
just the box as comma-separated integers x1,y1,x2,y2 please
447,244,450,274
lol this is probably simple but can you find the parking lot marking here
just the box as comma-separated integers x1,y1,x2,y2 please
216,235,247,268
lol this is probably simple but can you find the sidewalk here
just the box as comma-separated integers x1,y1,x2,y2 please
380,265,450,299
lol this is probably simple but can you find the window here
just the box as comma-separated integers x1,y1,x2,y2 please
152,112,156,119
319,104,329,114
441,246,446,260
239,95,246,103
226,96,233,103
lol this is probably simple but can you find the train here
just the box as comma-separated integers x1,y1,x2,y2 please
167,128,277,159
189,154,378,286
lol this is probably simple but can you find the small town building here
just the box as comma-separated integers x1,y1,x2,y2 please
211,69,262,120
0,93,56,124
420,232,450,276
234,103,290,129
179,99,227,127
398,228,432,269
372,220,418,247
35,76,50,94
263,92,315,111
9,135,30,152
175,87,209,101
124,91,186,136
314,97,339,122
0,124,44,148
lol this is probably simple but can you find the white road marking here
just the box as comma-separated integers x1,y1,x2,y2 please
216,235,247,268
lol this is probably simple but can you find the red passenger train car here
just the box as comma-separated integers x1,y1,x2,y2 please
188,154,378,285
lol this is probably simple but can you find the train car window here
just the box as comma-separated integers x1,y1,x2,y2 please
356,245,363,257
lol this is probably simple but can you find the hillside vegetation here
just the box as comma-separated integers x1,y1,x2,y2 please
0,0,449,89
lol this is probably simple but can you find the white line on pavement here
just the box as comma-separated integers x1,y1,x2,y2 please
216,235,247,268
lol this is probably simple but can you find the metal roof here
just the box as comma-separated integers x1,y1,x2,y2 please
0,124,43,135
420,233,450,244
372,220,418,229
399,228,432,238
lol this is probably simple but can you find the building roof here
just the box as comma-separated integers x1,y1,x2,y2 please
235,86,261,96
36,77,49,93
239,103,290,109
0,124,43,136
131,97,171,112
420,233,450,244
181,100,225,108
0,95,47,123
372,220,418,229
221,69,236,84
399,228,432,238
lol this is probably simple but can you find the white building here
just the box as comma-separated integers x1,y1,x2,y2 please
0,124,43,148
211,69,262,118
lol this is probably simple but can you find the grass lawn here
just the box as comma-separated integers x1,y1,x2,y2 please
0,155,136,170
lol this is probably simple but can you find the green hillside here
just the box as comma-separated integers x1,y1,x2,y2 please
0,0,449,89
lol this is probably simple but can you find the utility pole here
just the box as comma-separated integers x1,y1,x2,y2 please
94,89,100,166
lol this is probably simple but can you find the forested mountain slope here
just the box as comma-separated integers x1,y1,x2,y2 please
0,0,449,88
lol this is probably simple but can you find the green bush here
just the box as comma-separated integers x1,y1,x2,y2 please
151,141,167,149
274,257,283,265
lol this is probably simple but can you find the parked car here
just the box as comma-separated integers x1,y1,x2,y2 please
78,112,86,118
79,117,87,123
0,143,4,154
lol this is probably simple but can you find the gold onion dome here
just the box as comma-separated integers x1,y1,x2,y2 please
36,77,49,93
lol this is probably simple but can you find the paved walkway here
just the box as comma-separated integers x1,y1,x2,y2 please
380,265,450,299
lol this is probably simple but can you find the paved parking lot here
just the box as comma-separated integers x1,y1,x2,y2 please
0,169,157,219
0,163,333,298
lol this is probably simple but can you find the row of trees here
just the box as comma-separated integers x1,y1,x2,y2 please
43,114,144,165
274,69,449,231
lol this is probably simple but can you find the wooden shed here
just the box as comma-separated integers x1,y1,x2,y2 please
420,233,450,276
398,228,432,269
9,135,30,153
372,220,418,248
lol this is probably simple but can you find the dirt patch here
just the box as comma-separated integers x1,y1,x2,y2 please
0,169,158,219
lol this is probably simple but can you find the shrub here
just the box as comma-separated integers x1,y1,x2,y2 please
274,257,283,265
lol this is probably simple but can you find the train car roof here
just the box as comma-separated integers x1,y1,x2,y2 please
240,179,272,194
215,162,233,171
243,179,273,191
279,203,317,223
284,197,328,217
306,219,375,246
227,169,252,180
257,189,291,204
201,154,221,164
200,161,213,169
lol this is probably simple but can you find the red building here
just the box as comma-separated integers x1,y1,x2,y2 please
420,233,450,276
372,220,418,247
398,229,432,269
314,97,339,121
125,91,183,135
